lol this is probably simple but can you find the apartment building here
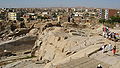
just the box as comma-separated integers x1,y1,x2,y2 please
99,9,120,20
8,12,17,21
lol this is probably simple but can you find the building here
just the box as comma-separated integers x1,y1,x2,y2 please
8,12,17,21
0,11,6,20
23,13,37,22
42,12,49,16
105,9,109,20
99,9,120,20
109,9,119,17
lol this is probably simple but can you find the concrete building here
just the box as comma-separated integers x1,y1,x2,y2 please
105,9,109,20
8,12,17,21
73,12,83,17
0,12,6,20
42,12,49,16
108,9,119,17
23,13,37,20
99,9,120,20
99,9,103,19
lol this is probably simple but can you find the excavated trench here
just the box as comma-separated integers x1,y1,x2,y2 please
0,36,37,57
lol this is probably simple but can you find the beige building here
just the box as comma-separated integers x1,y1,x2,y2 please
8,12,17,21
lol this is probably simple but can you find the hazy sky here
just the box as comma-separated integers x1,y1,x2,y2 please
0,0,119,8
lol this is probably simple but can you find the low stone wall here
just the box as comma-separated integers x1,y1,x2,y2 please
0,36,37,52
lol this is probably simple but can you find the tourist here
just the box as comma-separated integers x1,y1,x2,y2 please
104,32,108,38
107,32,111,39
115,33,119,42
102,26,106,37
101,44,107,53
112,45,116,55
101,45,105,53
105,44,109,52
102,31,105,37
114,33,117,42
111,32,114,38
106,27,109,33
97,64,102,68
102,26,110,38
107,32,109,38
108,44,112,51
102,26,106,32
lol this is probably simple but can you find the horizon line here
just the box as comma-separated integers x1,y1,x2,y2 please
0,6,120,9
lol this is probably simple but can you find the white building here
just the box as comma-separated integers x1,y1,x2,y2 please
73,12,83,17
105,9,109,20
8,12,17,21
42,12,48,15
42,12,49,16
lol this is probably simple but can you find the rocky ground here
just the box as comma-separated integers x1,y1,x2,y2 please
0,22,120,68
90,43,120,68
1,59,45,68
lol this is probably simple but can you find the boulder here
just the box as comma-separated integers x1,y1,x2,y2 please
28,28,38,36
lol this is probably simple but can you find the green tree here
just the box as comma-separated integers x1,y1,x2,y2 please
99,19,105,23
110,16,120,23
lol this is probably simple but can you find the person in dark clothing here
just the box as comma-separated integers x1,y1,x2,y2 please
97,64,102,68
112,45,116,55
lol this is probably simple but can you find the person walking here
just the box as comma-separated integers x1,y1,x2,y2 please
108,44,112,51
101,44,107,53
101,45,105,53
112,45,116,55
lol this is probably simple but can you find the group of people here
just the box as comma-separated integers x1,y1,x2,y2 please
97,26,119,68
101,44,117,55
102,26,120,42
97,44,116,68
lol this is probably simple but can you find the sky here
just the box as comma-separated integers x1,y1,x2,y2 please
0,0,119,8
